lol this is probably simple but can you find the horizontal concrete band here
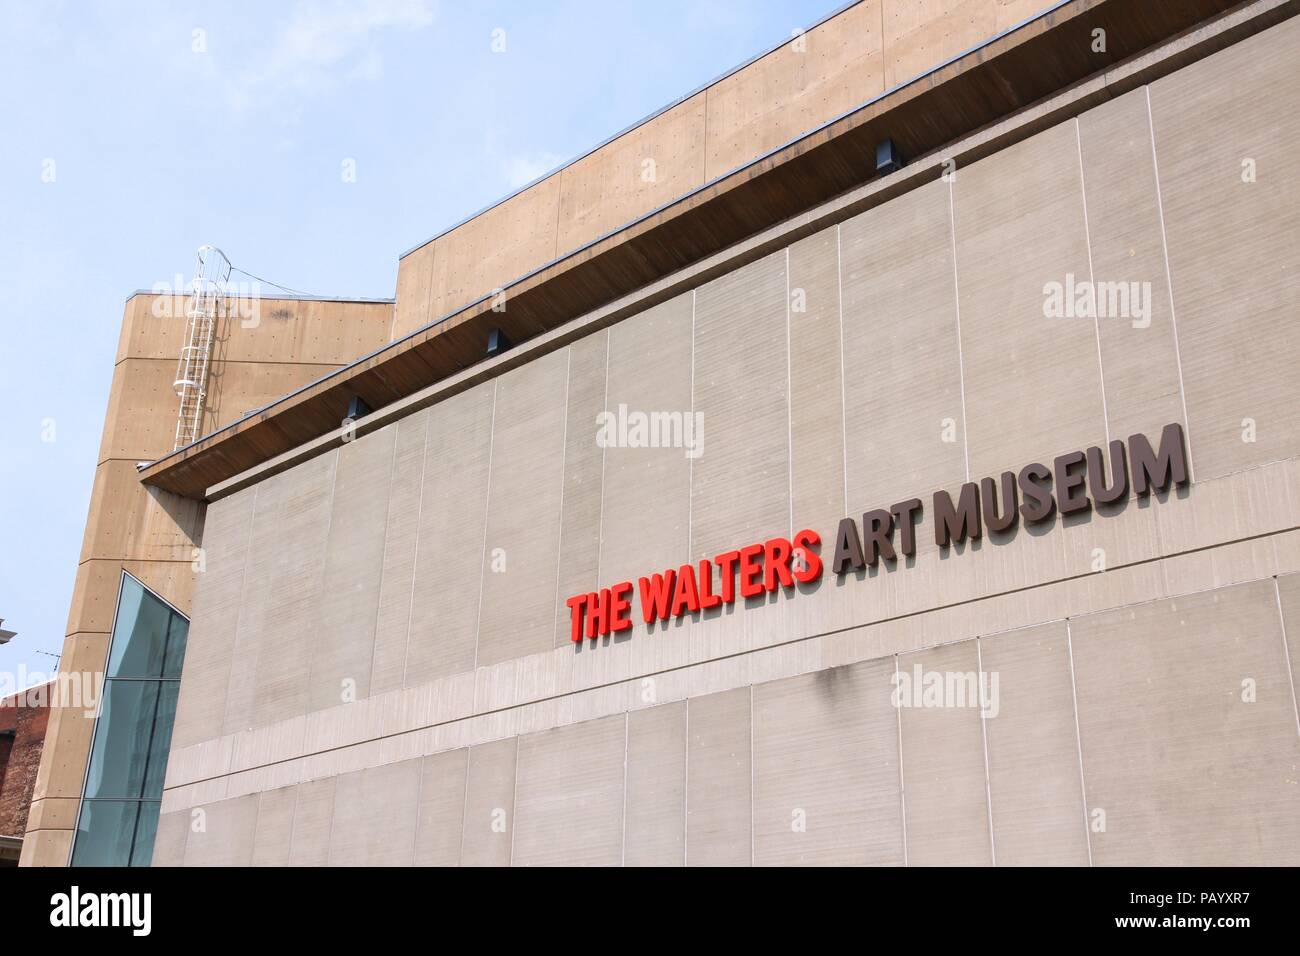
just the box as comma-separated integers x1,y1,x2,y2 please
154,567,1300,867
160,469,1300,812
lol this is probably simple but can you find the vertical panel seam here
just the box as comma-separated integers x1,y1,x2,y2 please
688,290,698,561
620,711,630,867
398,407,434,689
472,380,500,674
508,737,520,867
550,348,574,647
596,330,611,585
1144,84,1196,481
894,655,908,866
1065,619,1096,866
836,224,849,514
785,246,794,538
749,683,755,867
946,180,972,483
975,636,997,866
365,428,403,694
457,747,472,866
1075,117,1112,446
217,483,261,739
1272,577,1300,738
301,451,341,722
683,697,690,868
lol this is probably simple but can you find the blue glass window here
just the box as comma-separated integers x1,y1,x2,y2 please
71,572,188,866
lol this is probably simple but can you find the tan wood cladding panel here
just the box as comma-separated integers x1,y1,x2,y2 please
79,460,204,564
426,175,563,327
98,358,349,464
117,295,391,365
388,1,1055,344
705,0,884,181
557,94,706,256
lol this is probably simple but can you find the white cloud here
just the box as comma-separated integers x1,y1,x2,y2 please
230,0,435,112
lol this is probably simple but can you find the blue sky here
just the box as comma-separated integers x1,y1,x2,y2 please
0,0,839,690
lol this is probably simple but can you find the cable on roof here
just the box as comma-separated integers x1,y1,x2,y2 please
229,264,317,298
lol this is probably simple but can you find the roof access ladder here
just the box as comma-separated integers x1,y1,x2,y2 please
172,245,230,451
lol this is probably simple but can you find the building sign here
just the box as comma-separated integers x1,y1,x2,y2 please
564,423,1190,642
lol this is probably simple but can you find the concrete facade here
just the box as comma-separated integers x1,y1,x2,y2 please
21,294,393,866
153,15,1300,866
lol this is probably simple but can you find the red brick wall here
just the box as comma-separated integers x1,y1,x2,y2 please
0,684,52,838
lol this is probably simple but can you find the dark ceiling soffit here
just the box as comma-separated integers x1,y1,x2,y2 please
139,0,1256,500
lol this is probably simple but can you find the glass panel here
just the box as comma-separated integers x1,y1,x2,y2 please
162,609,189,680
107,576,173,679
142,681,179,799
74,572,190,867
83,679,161,800
70,800,140,867
130,802,161,867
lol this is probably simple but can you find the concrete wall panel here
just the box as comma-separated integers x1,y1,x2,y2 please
599,294,693,592
787,227,846,536
513,713,626,866
309,427,396,712
624,700,686,866
228,451,337,735
1076,90,1185,448
1071,580,1300,865
898,640,993,865
370,409,431,696
287,777,336,866
405,383,496,685
979,623,1090,865
691,251,790,559
459,737,517,867
251,786,297,866
841,178,965,513
171,486,257,749
477,348,569,667
753,659,903,865
327,758,421,866
1150,16,1300,480
553,332,609,646
183,794,257,867
413,748,468,866
686,687,751,866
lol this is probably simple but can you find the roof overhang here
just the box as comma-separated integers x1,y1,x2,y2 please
139,0,1283,501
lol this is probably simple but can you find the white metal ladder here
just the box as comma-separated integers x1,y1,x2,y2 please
172,245,231,451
